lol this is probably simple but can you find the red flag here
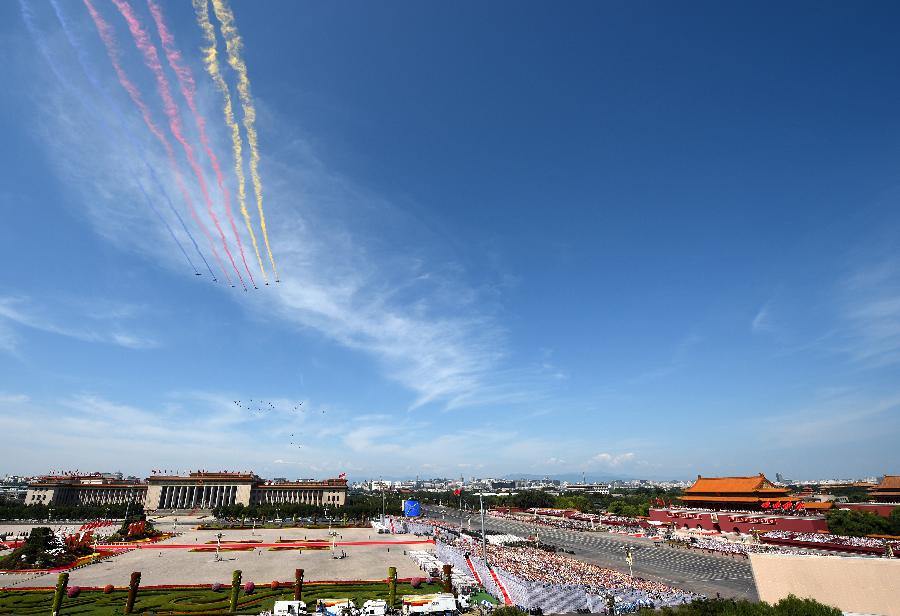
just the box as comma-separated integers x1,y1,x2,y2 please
783,502,793,510
761,501,770,509
453,488,461,496
796,501,805,510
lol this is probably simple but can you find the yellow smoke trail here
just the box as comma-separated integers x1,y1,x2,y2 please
191,0,267,284
209,0,279,282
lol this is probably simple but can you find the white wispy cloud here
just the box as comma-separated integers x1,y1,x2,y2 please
751,301,773,333
762,389,900,447
834,258,900,368
627,332,702,385
0,296,160,351
17,16,536,412
589,452,636,467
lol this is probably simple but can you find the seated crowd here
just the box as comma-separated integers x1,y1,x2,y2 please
762,530,900,551
669,536,810,556
489,510,646,533
445,536,699,609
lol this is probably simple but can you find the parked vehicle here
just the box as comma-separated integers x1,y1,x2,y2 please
361,599,388,616
401,594,459,616
316,598,357,616
274,600,309,616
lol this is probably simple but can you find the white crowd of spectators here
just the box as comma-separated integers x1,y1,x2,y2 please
762,530,900,552
445,536,698,610
486,534,525,545
670,536,810,557
490,510,646,533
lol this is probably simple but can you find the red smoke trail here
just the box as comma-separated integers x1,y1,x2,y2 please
110,0,245,290
147,0,256,288
83,0,230,285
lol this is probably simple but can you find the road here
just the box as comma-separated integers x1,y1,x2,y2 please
425,506,758,600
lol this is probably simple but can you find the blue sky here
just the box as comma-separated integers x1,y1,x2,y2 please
1,0,899,481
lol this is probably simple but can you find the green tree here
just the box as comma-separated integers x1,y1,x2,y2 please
888,506,900,536
638,595,840,615
554,495,594,512
510,490,555,509
825,510,891,537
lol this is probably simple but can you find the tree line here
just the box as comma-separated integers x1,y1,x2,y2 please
825,507,900,537
0,499,143,522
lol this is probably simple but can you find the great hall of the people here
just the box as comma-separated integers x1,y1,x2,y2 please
25,472,347,511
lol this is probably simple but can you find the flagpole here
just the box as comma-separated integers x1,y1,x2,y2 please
480,492,489,568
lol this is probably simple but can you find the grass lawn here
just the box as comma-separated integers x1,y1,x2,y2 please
0,581,445,615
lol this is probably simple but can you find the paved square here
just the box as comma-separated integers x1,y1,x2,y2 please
1,526,432,589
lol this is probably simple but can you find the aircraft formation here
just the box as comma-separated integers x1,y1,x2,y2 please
19,0,280,291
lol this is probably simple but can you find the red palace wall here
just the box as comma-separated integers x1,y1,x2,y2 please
649,509,828,533
835,503,898,518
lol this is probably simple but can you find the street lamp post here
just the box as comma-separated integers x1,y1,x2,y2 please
479,492,488,568
215,532,223,561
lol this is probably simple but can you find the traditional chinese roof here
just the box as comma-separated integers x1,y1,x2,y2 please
679,495,791,503
871,475,900,492
799,501,833,510
683,473,790,495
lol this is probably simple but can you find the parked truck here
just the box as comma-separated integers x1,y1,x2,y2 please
316,598,357,616
273,600,308,616
401,594,459,616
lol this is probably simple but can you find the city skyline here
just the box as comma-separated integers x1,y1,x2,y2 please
1,1,899,479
